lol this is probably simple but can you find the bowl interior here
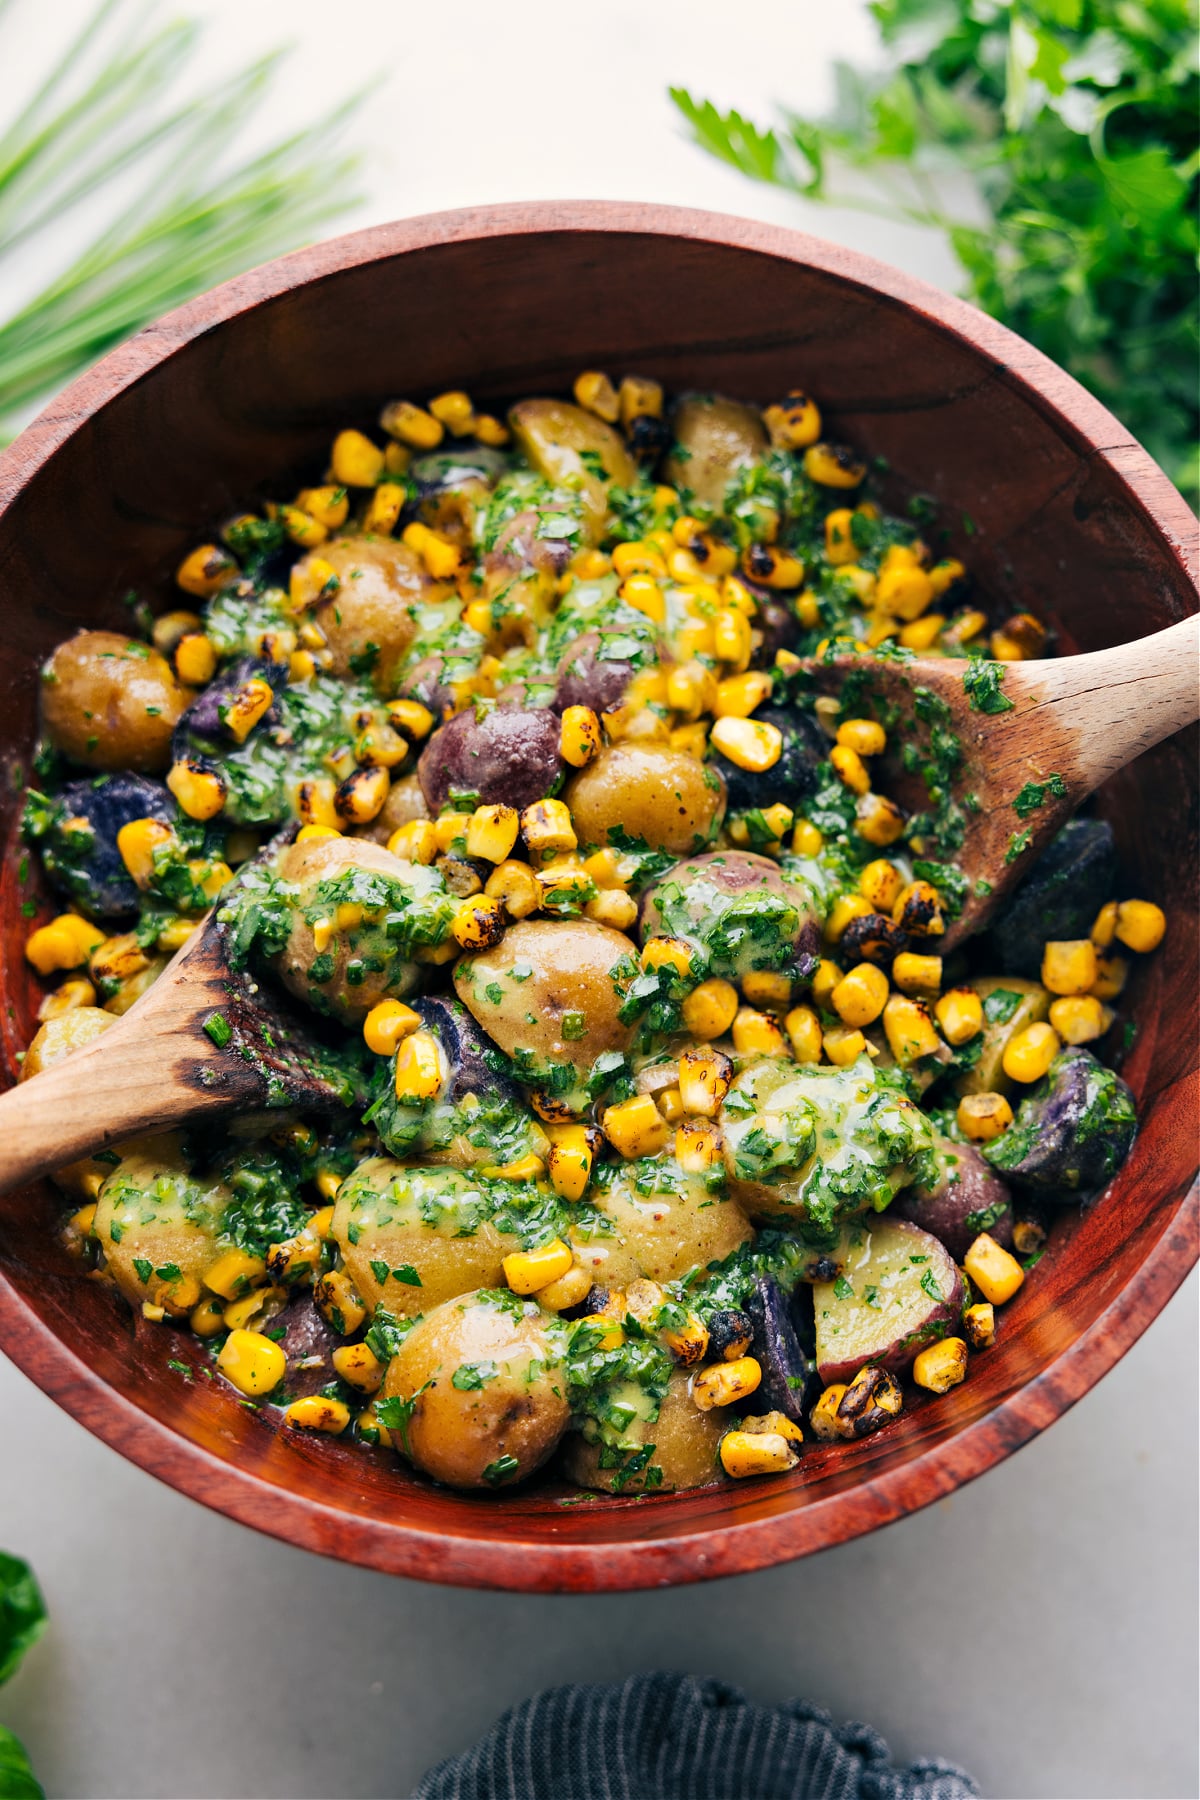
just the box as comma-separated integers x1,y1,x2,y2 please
0,208,1196,1590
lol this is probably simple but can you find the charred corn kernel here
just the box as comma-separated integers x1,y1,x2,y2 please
547,1134,594,1202
330,429,384,487
710,716,782,775
584,889,638,931
172,631,217,686
473,413,510,447
1042,939,1098,996
466,803,520,864
674,1117,722,1175
602,1093,670,1159
710,607,752,671
824,893,872,943
428,389,475,435
387,819,438,864
1090,900,1119,948
217,1328,285,1396
37,976,97,1020
289,556,339,612
943,609,988,647
617,374,664,426
1115,899,1166,953
88,932,148,989
363,999,421,1056
386,699,434,742
742,1409,805,1447
876,563,935,621
824,508,858,565
1090,953,1129,1000
782,1004,822,1064
314,1168,344,1202
295,775,340,830
285,1395,350,1434
719,1430,798,1478
829,744,870,795
963,1302,996,1349
855,792,906,848
890,954,942,999
1049,995,1107,1045
360,481,403,534
641,936,694,980
573,369,619,422
662,1313,710,1367
25,915,104,975
913,1336,968,1394
858,860,902,915
823,1025,868,1066
712,671,771,721
380,398,443,448
521,798,576,857
503,1238,574,1296
452,894,506,950
485,859,542,920
328,1344,384,1395
837,718,886,757
203,1247,267,1301
314,1269,366,1335
763,388,821,449
166,757,226,822
560,705,601,767
222,677,273,744
1003,1021,1060,1083
334,764,390,825
810,959,842,1009
176,544,236,598
964,1232,1025,1306
677,978,737,1042
393,1029,444,1101
882,993,942,1062
618,573,666,624
810,1384,854,1440
741,969,793,1009
152,609,202,655
899,612,946,650
612,541,667,579
116,818,175,889
678,1045,734,1117
804,443,866,488
831,963,889,1028
931,987,981,1046
957,1091,1014,1142
692,1355,761,1412
893,880,945,938
732,1008,787,1058
739,544,804,590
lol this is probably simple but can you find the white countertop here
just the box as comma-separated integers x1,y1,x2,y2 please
2,5,1197,1795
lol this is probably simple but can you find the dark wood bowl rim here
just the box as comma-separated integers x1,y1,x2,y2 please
0,201,1195,1592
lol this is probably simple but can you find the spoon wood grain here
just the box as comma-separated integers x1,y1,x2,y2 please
806,613,1198,950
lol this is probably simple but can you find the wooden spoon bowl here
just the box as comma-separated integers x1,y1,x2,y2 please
0,203,1195,1592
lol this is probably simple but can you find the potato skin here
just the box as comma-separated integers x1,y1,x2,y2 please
508,399,636,541
93,1135,227,1315
566,744,726,856
572,1160,753,1289
304,537,440,691
332,1156,522,1316
640,850,821,980
419,705,563,815
454,918,636,1088
812,1216,964,1383
664,393,767,510
356,770,430,845
382,1289,569,1488
563,1369,731,1493
890,1134,1013,1259
40,631,189,772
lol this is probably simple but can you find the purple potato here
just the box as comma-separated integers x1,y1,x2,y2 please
983,1047,1137,1199
172,655,282,756
890,1135,1013,1261
35,773,175,922
746,1276,817,1426
270,1293,342,1400
813,1217,964,1384
711,704,826,813
753,595,801,663
418,704,563,814
554,630,641,715
640,850,821,981
411,994,520,1111
988,819,1117,979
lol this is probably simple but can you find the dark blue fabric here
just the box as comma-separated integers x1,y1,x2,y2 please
413,1673,980,1800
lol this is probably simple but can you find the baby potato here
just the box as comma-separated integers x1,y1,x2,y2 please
93,1135,228,1316
418,704,563,816
454,919,636,1096
663,393,768,510
563,1369,731,1494
381,1289,569,1489
333,1157,522,1317
40,631,189,772
356,770,430,845
640,850,821,981
508,399,636,542
566,744,726,856
304,537,440,691
572,1159,753,1289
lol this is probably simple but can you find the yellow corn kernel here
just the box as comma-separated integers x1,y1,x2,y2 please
781,1004,821,1064
503,1238,574,1296
171,630,218,687
892,952,944,996
537,864,594,915
831,963,889,1028
741,969,793,1009
923,558,962,598
963,1302,996,1350
203,1247,267,1301
287,650,316,684
661,1311,710,1368
854,792,906,848
675,978,736,1042
1042,939,1098,997
217,1328,285,1397
176,544,236,599
380,398,443,448
956,1091,1014,1142
809,1383,854,1441
882,993,942,1062
824,893,872,943
829,744,870,796
167,757,226,822
1115,899,1166,954
934,986,982,1042
547,1134,593,1202
25,916,102,976
313,1269,366,1336
1089,953,1129,1001
187,1296,225,1338
313,1165,344,1203
327,1344,383,1396
115,818,175,890
641,936,695,980
393,1029,445,1101
664,723,705,764
335,765,390,825
678,1045,734,1118
912,1336,969,1394
581,848,628,890
280,504,326,549
525,1266,587,1317
328,428,383,487
37,976,97,1021
709,607,751,671
520,798,577,857
485,860,542,920
152,608,203,655
380,821,433,869
284,1395,351,1435
575,1314,625,1353
664,662,712,721
582,889,637,931
221,677,273,745
964,1232,1025,1307
709,716,783,775
602,1093,671,1160
1002,1021,1060,1083
219,1285,277,1331
855,861,899,916
362,999,421,1056
616,374,663,427
673,616,716,661
573,369,619,422
617,573,664,625
428,389,475,435
155,919,197,957
864,614,899,650
836,718,886,758
719,1430,799,1478
732,1008,787,1058
469,413,507,447
892,880,946,938
671,1118,720,1175
560,705,602,769
824,508,858,566
943,609,988,647
714,671,773,720
1048,995,1107,1045
781,822,819,865
692,1355,762,1412
876,563,935,621
466,803,520,864
294,486,347,531
452,895,507,950
612,541,667,580
899,613,946,651
823,1025,868,1066
809,959,842,1010
803,443,866,488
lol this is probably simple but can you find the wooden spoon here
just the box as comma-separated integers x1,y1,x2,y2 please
805,613,1198,951
0,838,360,1196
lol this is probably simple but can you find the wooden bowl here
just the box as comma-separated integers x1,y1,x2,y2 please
0,203,1195,1591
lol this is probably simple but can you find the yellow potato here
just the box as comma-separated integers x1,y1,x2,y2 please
508,399,636,542
664,393,768,510
40,631,189,772
566,744,725,855
563,1369,731,1493
92,1135,227,1315
571,1160,753,1289
955,976,1051,1096
305,537,442,691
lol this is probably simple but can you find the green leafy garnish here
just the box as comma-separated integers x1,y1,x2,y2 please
1013,775,1068,818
